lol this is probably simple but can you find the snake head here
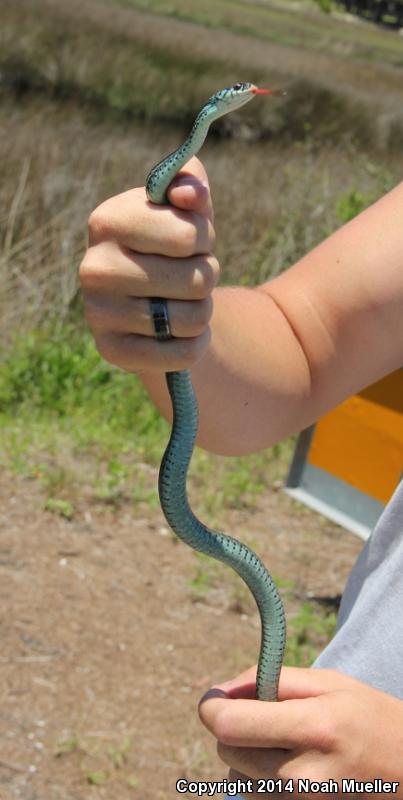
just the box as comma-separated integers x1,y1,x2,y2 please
208,82,285,114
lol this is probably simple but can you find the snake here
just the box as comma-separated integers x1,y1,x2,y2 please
146,82,286,702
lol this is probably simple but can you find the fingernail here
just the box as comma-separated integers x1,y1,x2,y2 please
199,687,228,704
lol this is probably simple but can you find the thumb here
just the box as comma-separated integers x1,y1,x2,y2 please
214,665,353,701
167,156,214,219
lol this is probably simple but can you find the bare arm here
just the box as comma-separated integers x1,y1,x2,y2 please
80,159,403,456
141,177,403,455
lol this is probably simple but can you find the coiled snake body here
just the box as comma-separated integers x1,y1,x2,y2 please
146,83,286,702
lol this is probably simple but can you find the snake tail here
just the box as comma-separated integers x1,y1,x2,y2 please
159,370,286,701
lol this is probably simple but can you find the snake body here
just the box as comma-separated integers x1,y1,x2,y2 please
146,83,286,702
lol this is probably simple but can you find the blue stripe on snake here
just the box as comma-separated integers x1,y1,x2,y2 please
146,82,286,702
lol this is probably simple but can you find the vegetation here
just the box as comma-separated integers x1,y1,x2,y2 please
55,733,137,789
1,0,402,674
121,0,403,62
0,325,292,522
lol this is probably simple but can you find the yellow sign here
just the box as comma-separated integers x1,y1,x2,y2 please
309,370,403,504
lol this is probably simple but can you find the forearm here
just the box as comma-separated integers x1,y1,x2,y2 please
140,284,312,456
141,180,403,456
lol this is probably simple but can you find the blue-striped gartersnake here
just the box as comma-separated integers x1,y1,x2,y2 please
146,83,286,702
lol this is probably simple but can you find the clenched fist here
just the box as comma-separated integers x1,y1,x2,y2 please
80,157,219,373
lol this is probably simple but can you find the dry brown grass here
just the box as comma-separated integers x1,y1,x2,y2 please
0,0,402,341
3,0,403,138
1,92,398,343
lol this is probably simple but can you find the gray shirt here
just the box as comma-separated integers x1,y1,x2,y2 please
314,480,403,698
227,484,403,800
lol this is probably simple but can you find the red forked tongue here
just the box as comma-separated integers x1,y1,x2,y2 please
252,87,287,96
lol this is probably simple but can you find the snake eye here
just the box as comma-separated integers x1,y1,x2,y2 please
233,83,243,91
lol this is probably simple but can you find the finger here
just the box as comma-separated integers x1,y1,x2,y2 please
167,156,214,219
199,690,320,749
80,246,219,302
95,328,211,373
88,187,215,256
215,665,353,701
85,295,213,339
279,667,353,700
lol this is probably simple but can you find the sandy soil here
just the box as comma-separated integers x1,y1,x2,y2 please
0,470,362,799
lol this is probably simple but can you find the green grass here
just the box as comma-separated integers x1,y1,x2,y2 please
0,324,290,515
187,551,338,665
55,733,138,790
285,601,338,666
0,324,166,511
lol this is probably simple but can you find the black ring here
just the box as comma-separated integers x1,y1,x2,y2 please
150,297,172,341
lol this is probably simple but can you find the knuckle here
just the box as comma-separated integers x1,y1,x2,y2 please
189,256,220,298
79,260,106,292
87,204,113,243
212,707,235,745
199,258,219,295
207,219,216,250
205,255,220,291
79,257,95,287
210,253,220,277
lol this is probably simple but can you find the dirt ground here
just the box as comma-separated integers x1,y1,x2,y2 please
0,468,363,800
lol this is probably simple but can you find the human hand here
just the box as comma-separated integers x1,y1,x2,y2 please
199,665,403,798
79,156,218,373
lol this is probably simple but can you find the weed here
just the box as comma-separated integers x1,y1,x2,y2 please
55,735,79,756
285,601,337,667
86,771,108,785
313,0,333,12
336,188,372,223
190,443,292,526
0,325,293,511
108,736,132,769
54,732,138,789
188,552,218,599
132,471,159,509
0,325,168,451
43,498,74,520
